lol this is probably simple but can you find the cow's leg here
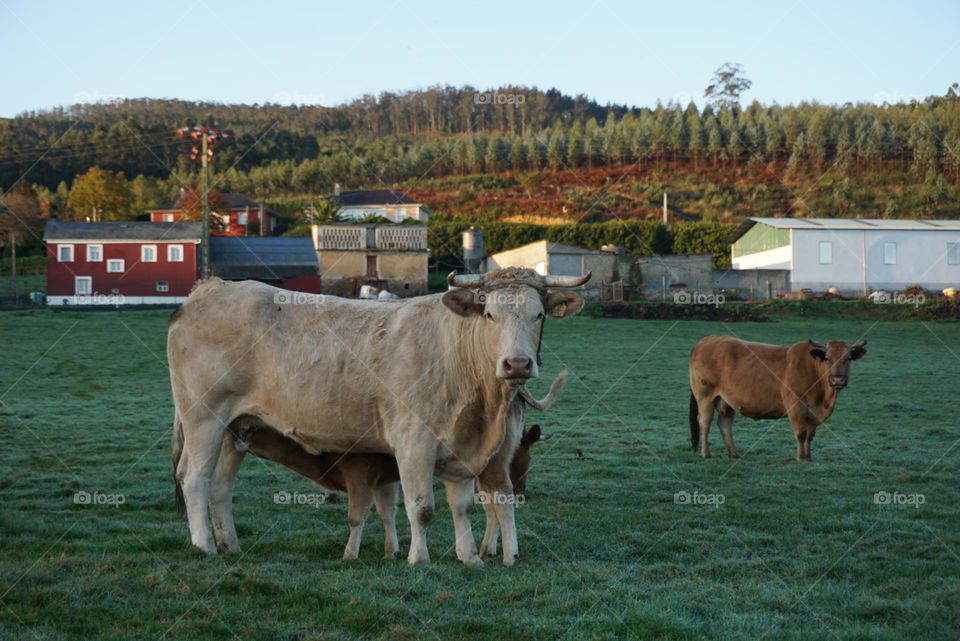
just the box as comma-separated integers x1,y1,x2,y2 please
343,469,374,561
178,417,226,554
444,478,482,567
803,423,818,461
788,410,808,461
209,434,245,554
396,451,435,564
479,497,500,560
373,482,399,559
697,398,716,458
716,400,739,459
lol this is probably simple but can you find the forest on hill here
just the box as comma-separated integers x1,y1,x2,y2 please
2,84,960,227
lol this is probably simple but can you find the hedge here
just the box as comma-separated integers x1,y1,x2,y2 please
428,220,731,268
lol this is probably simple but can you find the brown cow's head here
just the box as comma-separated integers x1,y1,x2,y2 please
509,424,551,497
442,268,588,386
808,340,867,390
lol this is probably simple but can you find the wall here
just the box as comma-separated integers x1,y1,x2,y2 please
637,254,789,300
484,241,548,274
317,250,427,296
791,229,960,293
46,241,199,300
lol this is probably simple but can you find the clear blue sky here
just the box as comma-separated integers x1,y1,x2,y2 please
2,0,957,117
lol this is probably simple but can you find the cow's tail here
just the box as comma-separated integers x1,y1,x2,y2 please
689,393,700,451
172,410,186,517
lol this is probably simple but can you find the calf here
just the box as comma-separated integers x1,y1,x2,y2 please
221,418,555,561
689,335,866,461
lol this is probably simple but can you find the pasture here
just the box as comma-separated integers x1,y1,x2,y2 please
1,309,958,640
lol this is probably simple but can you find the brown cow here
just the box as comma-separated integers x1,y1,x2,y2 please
225,421,551,560
689,335,866,461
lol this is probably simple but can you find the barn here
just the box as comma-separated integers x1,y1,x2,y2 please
44,220,201,305
730,217,960,294
210,236,321,293
482,240,626,299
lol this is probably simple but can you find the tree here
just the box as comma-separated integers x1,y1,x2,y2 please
67,167,134,220
130,174,166,213
704,63,752,109
0,189,42,302
178,185,227,231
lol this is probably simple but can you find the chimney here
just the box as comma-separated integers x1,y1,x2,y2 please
662,192,668,225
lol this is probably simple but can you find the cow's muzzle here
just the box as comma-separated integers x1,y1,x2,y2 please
500,357,534,383
829,377,847,389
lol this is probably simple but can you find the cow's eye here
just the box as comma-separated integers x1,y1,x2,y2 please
484,312,494,321
536,312,545,321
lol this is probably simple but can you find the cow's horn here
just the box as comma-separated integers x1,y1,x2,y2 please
543,272,592,288
808,339,826,349
448,271,483,288
851,340,867,348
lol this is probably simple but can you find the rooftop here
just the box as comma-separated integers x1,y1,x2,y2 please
748,217,960,231
149,192,277,215
210,236,317,280
44,220,202,241
336,189,419,207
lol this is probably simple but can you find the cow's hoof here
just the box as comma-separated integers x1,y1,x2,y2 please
192,537,217,555
342,551,359,561
728,452,740,459
407,552,430,565
501,554,517,567
480,547,496,559
700,452,711,459
384,551,399,560
462,554,484,568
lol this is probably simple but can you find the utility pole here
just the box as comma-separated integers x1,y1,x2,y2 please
200,131,210,279
177,126,230,280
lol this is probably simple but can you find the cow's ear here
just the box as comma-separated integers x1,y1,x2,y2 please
522,424,542,447
441,289,483,317
809,347,827,361
851,343,867,360
544,292,584,319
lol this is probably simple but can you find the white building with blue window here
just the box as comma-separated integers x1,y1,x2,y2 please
730,218,960,294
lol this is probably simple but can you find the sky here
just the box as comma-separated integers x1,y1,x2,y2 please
1,0,958,117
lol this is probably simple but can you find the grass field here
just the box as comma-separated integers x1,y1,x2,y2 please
1,310,959,640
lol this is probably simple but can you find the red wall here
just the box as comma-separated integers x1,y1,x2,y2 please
47,241,199,297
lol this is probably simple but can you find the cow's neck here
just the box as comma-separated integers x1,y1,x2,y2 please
817,373,840,420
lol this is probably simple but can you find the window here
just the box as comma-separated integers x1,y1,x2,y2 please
86,244,102,262
818,241,833,264
58,244,74,262
107,259,124,273
167,244,183,262
163,213,174,222
884,242,897,265
141,245,157,262
75,276,92,295
395,208,406,222
948,242,960,266
237,212,248,226
156,281,169,292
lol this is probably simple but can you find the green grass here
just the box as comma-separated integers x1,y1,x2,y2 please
1,310,959,640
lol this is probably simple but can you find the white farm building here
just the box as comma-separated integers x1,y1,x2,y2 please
730,218,960,294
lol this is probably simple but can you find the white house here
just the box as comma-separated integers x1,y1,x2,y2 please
483,240,622,299
730,217,960,294
333,188,427,223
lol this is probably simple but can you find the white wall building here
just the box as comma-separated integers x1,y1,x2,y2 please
730,218,960,293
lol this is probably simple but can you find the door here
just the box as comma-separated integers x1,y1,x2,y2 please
366,255,377,278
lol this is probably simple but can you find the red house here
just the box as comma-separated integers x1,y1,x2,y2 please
44,220,202,305
146,192,278,237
